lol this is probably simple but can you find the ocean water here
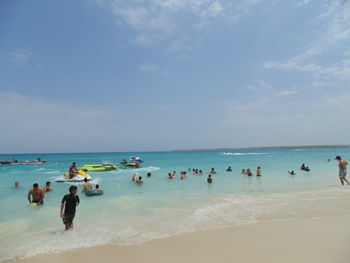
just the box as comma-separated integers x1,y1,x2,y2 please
1,147,350,261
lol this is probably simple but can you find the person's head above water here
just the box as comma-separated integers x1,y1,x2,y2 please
95,184,99,189
335,156,341,160
14,181,20,187
84,178,88,182
33,183,38,188
46,181,50,186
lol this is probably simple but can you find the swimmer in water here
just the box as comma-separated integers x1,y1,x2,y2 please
43,181,53,193
288,170,296,175
28,183,44,205
82,178,92,193
226,166,232,172
14,181,21,188
207,174,213,183
135,176,143,184
210,168,217,174
256,167,262,177
241,169,246,175
247,168,253,176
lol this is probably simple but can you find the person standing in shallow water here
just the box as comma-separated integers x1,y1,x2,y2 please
28,183,44,205
336,156,350,185
82,178,92,193
256,167,262,177
207,174,213,183
60,185,80,231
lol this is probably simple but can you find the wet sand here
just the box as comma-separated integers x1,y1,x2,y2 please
11,214,350,263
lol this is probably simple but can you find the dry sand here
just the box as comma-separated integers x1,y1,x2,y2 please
11,214,350,263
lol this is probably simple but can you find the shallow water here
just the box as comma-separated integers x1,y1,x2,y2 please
1,148,350,261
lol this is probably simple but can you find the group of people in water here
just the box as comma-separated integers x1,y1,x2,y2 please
240,167,262,177
11,155,350,232
288,163,311,175
129,166,262,184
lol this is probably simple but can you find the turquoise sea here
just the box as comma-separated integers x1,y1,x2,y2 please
1,147,350,261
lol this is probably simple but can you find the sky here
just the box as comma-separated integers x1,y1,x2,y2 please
0,0,350,154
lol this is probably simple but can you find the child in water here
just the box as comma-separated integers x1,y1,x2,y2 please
247,168,253,176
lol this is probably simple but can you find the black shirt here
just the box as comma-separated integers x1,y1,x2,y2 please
62,194,80,215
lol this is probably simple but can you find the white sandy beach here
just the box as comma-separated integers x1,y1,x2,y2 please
12,214,350,263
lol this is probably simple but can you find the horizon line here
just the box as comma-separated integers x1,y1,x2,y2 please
0,144,349,155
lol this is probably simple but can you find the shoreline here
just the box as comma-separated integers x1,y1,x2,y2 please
10,214,350,263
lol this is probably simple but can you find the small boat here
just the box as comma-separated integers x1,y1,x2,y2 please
80,164,118,172
0,160,47,165
120,162,141,169
55,170,92,182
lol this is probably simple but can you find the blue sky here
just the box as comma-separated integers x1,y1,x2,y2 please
1,0,350,153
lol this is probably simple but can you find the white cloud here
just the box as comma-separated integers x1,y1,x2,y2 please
95,0,265,51
295,0,310,6
0,92,123,153
1,50,32,65
139,63,159,71
168,40,194,53
263,0,350,79
273,89,298,97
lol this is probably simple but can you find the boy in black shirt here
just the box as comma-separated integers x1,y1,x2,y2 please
60,185,80,230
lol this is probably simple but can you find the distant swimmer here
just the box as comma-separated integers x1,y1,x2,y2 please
60,185,80,231
43,181,53,193
210,168,217,174
207,174,213,183
132,173,138,182
199,170,203,176
14,181,21,188
247,168,253,176
241,169,246,175
94,184,103,193
256,167,262,177
181,172,187,180
147,172,152,178
336,156,350,185
288,170,296,175
327,159,331,162
300,163,306,170
167,173,173,179
82,178,92,193
304,166,310,172
28,183,44,205
135,176,143,184
226,166,232,172
172,171,177,177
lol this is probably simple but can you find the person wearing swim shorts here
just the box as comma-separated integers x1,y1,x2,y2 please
60,185,80,230
82,178,92,193
336,156,349,185
256,167,262,177
28,183,44,205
